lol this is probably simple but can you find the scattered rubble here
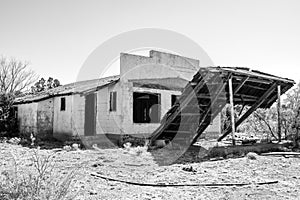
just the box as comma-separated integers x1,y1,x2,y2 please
7,137,21,145
182,166,197,173
72,143,79,150
1,141,300,199
246,152,258,160
63,145,72,151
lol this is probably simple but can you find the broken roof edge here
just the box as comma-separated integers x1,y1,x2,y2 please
207,66,295,84
14,75,120,104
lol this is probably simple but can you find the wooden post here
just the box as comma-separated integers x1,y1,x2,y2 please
218,83,277,141
277,85,281,142
229,77,236,145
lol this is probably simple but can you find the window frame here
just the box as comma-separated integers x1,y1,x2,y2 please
60,97,66,111
109,91,117,112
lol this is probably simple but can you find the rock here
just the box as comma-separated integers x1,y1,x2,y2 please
92,163,103,167
247,152,258,160
7,137,21,145
210,157,224,161
123,142,132,150
182,166,197,173
63,145,72,151
89,189,97,195
154,140,166,148
72,143,79,150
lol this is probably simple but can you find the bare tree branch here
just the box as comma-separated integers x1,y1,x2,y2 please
0,56,38,94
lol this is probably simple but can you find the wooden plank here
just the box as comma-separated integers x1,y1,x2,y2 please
243,84,268,91
233,76,272,84
229,77,236,145
218,83,277,141
277,85,281,142
180,113,202,116
192,75,231,143
149,73,208,142
162,130,192,135
235,93,261,100
234,76,249,95
261,152,300,156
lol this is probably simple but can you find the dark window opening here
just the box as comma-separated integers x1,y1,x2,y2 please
171,94,180,106
13,106,18,119
133,92,160,123
109,91,117,111
60,97,66,111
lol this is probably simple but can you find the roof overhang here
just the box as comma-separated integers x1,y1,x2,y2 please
202,67,295,108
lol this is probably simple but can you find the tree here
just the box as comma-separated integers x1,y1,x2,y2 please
222,104,280,141
31,77,61,93
228,81,300,147
0,56,38,134
0,56,37,94
284,81,300,147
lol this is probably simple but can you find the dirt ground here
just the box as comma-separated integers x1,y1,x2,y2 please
0,142,300,200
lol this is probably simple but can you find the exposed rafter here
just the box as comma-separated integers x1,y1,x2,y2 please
234,76,249,95
218,83,278,141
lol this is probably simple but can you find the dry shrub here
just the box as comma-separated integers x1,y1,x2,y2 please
123,140,149,156
0,149,77,200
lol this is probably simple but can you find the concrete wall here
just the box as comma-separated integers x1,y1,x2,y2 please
94,81,221,138
18,99,54,139
95,81,182,137
120,50,200,82
122,85,182,137
53,95,85,139
96,83,123,134
93,51,220,139
72,94,85,136
18,103,38,135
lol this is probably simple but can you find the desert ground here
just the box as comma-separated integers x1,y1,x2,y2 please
0,142,300,200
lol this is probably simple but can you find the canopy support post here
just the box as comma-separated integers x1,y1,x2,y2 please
277,84,281,142
229,77,236,145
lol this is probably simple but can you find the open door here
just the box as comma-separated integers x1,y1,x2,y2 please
84,93,96,136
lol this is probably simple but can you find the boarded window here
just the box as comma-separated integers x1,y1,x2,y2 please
109,91,117,111
133,92,160,123
60,97,66,111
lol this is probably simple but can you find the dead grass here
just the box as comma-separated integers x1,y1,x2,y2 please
0,148,77,200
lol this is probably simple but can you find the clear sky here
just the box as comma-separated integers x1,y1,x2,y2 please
0,0,299,84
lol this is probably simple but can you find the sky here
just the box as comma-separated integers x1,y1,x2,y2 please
0,0,300,85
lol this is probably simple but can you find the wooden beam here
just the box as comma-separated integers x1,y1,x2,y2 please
149,73,208,142
233,76,272,85
277,85,281,142
244,84,269,91
265,94,277,108
196,95,256,102
235,94,259,100
192,75,231,143
197,75,230,126
218,83,277,141
229,77,236,145
234,76,249,95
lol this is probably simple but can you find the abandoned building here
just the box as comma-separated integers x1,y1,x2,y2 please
15,50,295,148
14,51,222,145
